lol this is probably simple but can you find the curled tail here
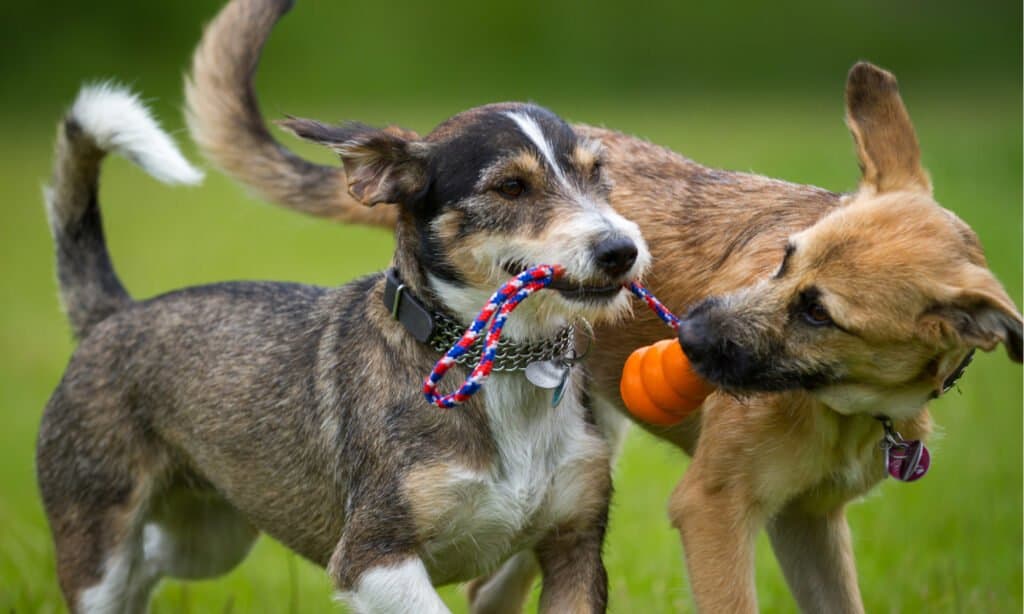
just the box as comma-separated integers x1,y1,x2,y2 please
46,84,203,339
185,0,397,228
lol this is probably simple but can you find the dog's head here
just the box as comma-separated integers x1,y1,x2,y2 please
280,103,649,337
678,62,1022,419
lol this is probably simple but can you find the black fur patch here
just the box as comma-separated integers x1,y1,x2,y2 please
412,104,585,285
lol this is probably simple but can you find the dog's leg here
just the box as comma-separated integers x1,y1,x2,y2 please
140,485,259,582
37,390,166,613
329,506,450,614
466,550,539,614
766,502,864,614
335,557,450,614
41,485,159,613
533,524,608,613
467,396,624,614
669,458,762,613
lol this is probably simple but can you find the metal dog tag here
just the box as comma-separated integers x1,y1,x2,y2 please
878,418,930,482
551,368,571,408
884,440,930,482
525,360,566,389
525,359,572,408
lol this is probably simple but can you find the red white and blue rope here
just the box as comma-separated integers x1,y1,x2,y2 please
627,281,681,330
423,264,565,408
423,266,680,408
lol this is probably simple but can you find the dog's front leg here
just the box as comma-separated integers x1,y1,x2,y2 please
766,501,864,614
533,523,608,614
669,459,762,613
329,511,450,614
466,550,539,614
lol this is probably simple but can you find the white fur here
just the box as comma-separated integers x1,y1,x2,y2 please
79,544,157,614
71,83,204,185
814,381,932,420
415,370,608,583
340,558,451,614
426,200,649,342
504,111,570,189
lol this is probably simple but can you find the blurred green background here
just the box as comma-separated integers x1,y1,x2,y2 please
1,0,1020,612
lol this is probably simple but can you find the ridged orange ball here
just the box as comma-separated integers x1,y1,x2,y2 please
619,339,714,426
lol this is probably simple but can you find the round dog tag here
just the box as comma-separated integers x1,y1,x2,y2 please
886,440,930,482
525,360,566,389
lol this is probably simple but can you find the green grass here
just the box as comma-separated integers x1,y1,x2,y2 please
0,88,1020,612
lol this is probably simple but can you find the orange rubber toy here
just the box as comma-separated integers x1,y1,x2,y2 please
619,339,715,426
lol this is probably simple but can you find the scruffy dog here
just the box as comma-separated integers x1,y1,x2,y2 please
37,79,651,612
186,1,1023,611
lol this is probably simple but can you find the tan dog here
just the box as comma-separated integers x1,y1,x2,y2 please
186,1,1022,611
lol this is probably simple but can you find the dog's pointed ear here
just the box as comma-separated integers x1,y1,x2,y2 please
278,118,428,207
924,266,1023,362
845,62,931,195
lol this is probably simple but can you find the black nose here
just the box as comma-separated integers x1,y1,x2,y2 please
678,302,761,389
677,311,712,364
593,236,638,277
677,299,735,370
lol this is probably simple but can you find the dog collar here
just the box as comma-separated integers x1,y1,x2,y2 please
383,268,574,372
940,349,974,395
873,349,974,482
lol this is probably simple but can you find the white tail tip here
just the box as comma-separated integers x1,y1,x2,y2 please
71,82,204,186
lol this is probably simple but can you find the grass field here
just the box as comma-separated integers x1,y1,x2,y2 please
0,86,1020,612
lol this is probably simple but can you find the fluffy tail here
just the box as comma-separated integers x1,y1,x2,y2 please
185,0,397,228
46,84,203,339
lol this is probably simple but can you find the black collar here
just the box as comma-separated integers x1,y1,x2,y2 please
383,268,575,372
941,349,975,395
383,268,436,343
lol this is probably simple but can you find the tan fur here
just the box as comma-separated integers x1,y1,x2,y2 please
183,10,1022,611
186,0,399,226
403,462,484,540
477,151,545,189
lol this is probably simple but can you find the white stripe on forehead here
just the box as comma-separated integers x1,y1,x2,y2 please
504,111,571,188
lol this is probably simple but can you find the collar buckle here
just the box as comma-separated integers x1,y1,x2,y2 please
383,269,436,343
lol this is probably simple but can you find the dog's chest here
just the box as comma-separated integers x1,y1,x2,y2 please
418,373,605,582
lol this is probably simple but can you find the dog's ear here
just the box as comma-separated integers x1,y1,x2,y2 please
278,118,429,206
845,62,931,195
923,266,1024,362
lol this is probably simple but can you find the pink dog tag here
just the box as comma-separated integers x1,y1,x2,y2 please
878,417,930,482
884,439,930,482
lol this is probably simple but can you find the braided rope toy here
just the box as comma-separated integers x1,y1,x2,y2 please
424,265,565,408
627,281,680,330
424,266,713,421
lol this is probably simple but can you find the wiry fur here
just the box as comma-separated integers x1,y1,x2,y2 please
38,73,642,612
182,3,1022,611
45,84,202,338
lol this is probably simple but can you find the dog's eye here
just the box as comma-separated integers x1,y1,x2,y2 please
590,160,603,182
802,302,832,326
497,179,526,199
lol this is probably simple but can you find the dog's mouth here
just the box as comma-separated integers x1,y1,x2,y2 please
502,261,625,302
548,277,625,301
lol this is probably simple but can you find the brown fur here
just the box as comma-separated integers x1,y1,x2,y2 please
184,2,1022,611
185,0,398,226
41,75,643,612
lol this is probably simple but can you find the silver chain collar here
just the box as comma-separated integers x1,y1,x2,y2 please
428,311,575,372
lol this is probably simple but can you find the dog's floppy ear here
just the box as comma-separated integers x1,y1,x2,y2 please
278,118,429,207
924,266,1024,362
845,62,931,195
